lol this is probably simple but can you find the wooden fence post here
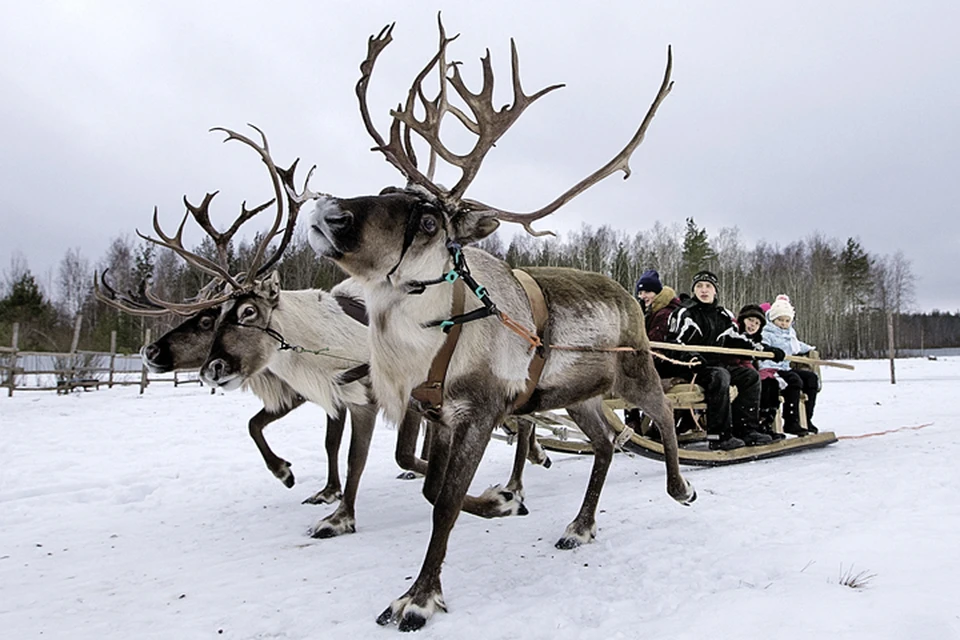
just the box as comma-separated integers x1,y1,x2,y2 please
68,314,83,383
6,322,18,397
108,331,117,389
887,310,896,385
139,328,151,395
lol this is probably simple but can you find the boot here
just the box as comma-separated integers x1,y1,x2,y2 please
709,432,746,451
624,408,642,432
804,394,819,434
758,407,777,430
740,428,773,446
781,394,808,436
782,419,809,437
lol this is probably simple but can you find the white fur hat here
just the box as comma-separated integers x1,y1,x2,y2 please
767,294,795,322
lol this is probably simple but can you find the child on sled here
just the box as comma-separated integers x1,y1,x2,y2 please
736,303,785,441
759,295,820,436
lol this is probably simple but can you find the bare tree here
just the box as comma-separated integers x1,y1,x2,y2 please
57,247,90,318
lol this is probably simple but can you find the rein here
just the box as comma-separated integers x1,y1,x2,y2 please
408,242,542,351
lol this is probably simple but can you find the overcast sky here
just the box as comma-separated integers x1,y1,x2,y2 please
1,1,957,312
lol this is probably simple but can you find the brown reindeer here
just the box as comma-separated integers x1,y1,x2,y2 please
306,19,694,630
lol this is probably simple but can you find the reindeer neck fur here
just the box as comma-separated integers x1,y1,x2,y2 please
242,370,301,414
263,289,369,415
363,246,535,424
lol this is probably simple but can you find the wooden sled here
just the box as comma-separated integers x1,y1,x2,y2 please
499,351,841,465
502,394,837,466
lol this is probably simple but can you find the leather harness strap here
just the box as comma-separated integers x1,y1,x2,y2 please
409,269,550,421
509,269,549,414
411,278,466,420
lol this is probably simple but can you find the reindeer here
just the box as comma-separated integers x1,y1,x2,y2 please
306,20,695,631
98,124,548,538
96,277,344,502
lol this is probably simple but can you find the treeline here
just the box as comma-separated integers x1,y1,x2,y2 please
2,219,958,358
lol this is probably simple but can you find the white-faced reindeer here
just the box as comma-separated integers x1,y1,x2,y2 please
96,277,346,503
307,21,694,631
98,125,548,538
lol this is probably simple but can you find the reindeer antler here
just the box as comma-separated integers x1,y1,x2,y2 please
129,124,318,315
93,269,173,317
359,16,673,236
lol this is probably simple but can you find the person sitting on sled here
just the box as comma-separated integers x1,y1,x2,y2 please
759,295,820,436
625,269,697,435
666,270,780,450
736,303,786,441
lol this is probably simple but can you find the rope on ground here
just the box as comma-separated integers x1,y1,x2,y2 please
837,423,935,440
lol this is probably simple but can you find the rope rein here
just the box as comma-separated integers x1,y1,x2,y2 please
238,323,367,363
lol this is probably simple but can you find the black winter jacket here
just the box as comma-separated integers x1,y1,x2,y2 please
666,297,761,366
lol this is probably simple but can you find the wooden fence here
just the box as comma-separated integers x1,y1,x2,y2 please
1,321,203,397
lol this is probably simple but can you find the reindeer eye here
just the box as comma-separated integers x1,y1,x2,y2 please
420,214,438,235
198,316,214,330
240,305,258,321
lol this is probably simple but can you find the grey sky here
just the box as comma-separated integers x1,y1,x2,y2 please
1,1,957,311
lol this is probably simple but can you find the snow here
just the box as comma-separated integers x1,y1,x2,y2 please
2,357,959,639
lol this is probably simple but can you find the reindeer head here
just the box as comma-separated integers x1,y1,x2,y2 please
308,17,673,284
142,308,220,373
200,272,283,390
94,125,318,358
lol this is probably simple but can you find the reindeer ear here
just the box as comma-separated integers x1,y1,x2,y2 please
450,211,500,244
259,271,281,302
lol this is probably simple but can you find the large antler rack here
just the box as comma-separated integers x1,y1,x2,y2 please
125,124,319,316
358,15,673,236
93,269,223,318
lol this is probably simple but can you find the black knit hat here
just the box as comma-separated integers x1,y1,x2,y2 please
691,270,719,293
635,269,663,295
737,304,766,333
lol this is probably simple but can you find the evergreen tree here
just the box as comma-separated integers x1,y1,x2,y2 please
680,217,715,287
0,271,58,350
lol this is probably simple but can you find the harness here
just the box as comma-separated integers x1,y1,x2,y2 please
409,247,549,421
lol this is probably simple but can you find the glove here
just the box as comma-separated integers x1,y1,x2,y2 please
767,347,786,362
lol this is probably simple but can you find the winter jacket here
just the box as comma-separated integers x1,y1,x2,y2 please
667,297,762,366
643,286,681,342
759,324,815,371
739,325,780,380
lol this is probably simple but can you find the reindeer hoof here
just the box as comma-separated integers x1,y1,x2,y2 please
542,455,552,469
672,479,697,506
555,521,596,549
271,461,295,488
399,612,428,632
555,536,582,550
309,516,356,539
302,488,343,505
376,606,395,626
376,591,446,631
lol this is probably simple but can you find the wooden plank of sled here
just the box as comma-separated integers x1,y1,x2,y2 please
600,402,837,466
622,430,839,467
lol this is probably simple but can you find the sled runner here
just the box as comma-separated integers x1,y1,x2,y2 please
502,383,838,466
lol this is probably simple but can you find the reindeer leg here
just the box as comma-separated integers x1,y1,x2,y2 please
302,409,346,505
418,418,527,519
525,422,552,468
310,404,375,538
394,409,428,480
555,397,615,549
248,399,302,488
377,414,498,632
617,353,696,506
504,420,530,499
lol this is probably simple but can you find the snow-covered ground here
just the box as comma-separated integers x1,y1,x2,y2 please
1,357,958,640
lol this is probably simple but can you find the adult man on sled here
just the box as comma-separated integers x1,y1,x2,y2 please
666,270,783,450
